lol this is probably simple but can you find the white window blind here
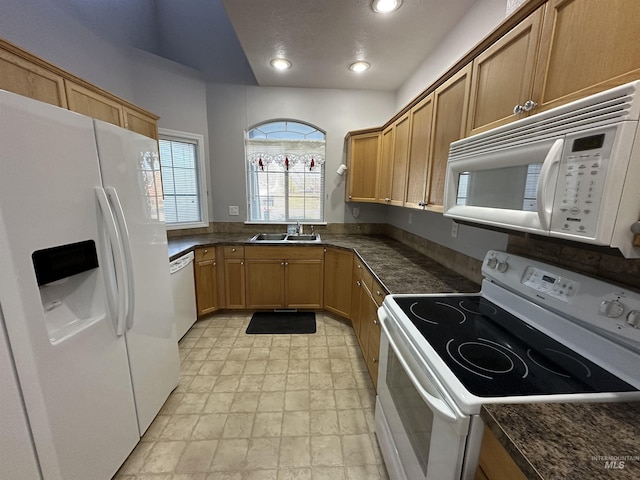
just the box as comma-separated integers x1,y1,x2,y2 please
158,130,208,228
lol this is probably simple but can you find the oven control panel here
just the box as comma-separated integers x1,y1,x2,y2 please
522,267,579,303
482,250,640,352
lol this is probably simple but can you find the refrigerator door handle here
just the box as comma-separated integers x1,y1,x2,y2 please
95,187,128,336
106,187,136,330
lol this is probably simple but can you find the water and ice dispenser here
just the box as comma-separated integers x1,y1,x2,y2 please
32,240,104,344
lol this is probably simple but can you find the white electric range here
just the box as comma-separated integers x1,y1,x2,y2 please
375,250,640,480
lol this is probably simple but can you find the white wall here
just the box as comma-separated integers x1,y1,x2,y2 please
396,0,508,109
206,83,395,224
0,0,135,100
129,49,212,215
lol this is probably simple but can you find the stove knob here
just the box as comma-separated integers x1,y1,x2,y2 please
487,258,498,269
600,299,624,318
496,260,509,273
627,310,640,328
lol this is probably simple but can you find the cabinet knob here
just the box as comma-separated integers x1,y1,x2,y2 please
356,280,361,287
285,262,289,266
372,357,378,364
357,264,362,269
349,195,352,199
232,248,237,252
385,197,390,202
373,318,379,325
204,249,208,254
213,262,216,266
513,104,525,114
240,261,244,265
376,290,382,297
418,201,426,207
523,99,538,112
281,262,285,266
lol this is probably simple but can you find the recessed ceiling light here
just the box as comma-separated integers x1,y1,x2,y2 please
349,61,370,73
270,58,292,70
371,0,402,13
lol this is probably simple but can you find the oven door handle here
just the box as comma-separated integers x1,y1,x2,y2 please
379,310,460,424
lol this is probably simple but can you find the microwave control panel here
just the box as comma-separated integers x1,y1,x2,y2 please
551,127,616,239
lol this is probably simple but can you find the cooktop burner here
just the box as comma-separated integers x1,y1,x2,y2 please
393,295,637,397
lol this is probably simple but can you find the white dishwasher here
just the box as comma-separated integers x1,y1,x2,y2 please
169,251,197,340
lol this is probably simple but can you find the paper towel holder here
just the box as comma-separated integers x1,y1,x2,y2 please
336,164,348,176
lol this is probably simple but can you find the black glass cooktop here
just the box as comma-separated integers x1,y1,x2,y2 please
393,295,637,398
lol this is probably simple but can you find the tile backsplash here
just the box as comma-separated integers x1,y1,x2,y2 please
507,235,640,290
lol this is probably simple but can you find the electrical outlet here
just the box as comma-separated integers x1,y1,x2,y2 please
408,213,412,224
451,222,459,238
353,207,360,218
228,206,239,216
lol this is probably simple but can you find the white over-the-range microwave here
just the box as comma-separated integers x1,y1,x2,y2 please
444,80,640,258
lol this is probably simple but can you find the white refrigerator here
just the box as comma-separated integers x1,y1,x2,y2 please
0,90,180,479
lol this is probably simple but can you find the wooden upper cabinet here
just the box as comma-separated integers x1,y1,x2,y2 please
0,47,68,108
389,113,411,206
467,6,543,136
64,79,125,127
532,0,640,113
377,125,394,204
124,107,159,140
346,131,380,202
427,64,472,210
404,93,434,209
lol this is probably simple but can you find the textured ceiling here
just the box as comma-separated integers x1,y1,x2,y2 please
52,0,480,90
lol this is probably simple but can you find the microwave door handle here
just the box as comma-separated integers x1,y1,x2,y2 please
536,138,564,230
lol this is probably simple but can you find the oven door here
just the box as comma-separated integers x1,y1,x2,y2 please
375,308,470,480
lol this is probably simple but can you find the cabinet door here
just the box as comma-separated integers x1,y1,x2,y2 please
427,64,472,210
194,249,218,316
346,132,380,202
532,0,640,114
285,259,324,308
0,48,68,108
64,79,125,127
476,427,527,480
377,125,394,204
245,259,285,309
224,258,246,309
323,248,353,318
404,94,434,209
124,106,158,140
466,8,543,136
389,113,411,206
364,293,381,390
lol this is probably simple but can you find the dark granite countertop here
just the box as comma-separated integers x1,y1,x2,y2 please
481,402,640,480
168,233,480,294
167,233,640,480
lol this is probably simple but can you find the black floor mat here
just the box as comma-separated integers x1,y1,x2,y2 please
246,311,316,334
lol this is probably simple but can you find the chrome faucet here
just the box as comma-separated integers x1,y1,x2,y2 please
296,221,301,234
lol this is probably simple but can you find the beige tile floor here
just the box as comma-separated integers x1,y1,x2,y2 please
114,312,389,480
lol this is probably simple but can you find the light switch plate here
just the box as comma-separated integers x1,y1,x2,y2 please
229,206,239,216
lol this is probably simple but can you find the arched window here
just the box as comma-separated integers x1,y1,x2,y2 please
246,120,325,223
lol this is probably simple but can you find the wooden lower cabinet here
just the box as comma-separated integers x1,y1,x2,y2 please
223,246,245,309
245,246,324,309
476,427,527,480
351,258,384,389
194,247,219,316
323,247,353,318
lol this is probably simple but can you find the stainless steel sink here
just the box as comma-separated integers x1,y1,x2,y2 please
251,233,288,241
285,234,320,242
249,233,321,243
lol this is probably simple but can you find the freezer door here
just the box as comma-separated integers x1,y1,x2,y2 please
0,91,140,479
0,305,42,479
93,120,180,434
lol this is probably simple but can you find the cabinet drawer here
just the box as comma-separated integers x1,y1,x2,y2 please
194,247,215,262
354,258,373,291
245,245,324,260
223,246,244,258
372,278,386,307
